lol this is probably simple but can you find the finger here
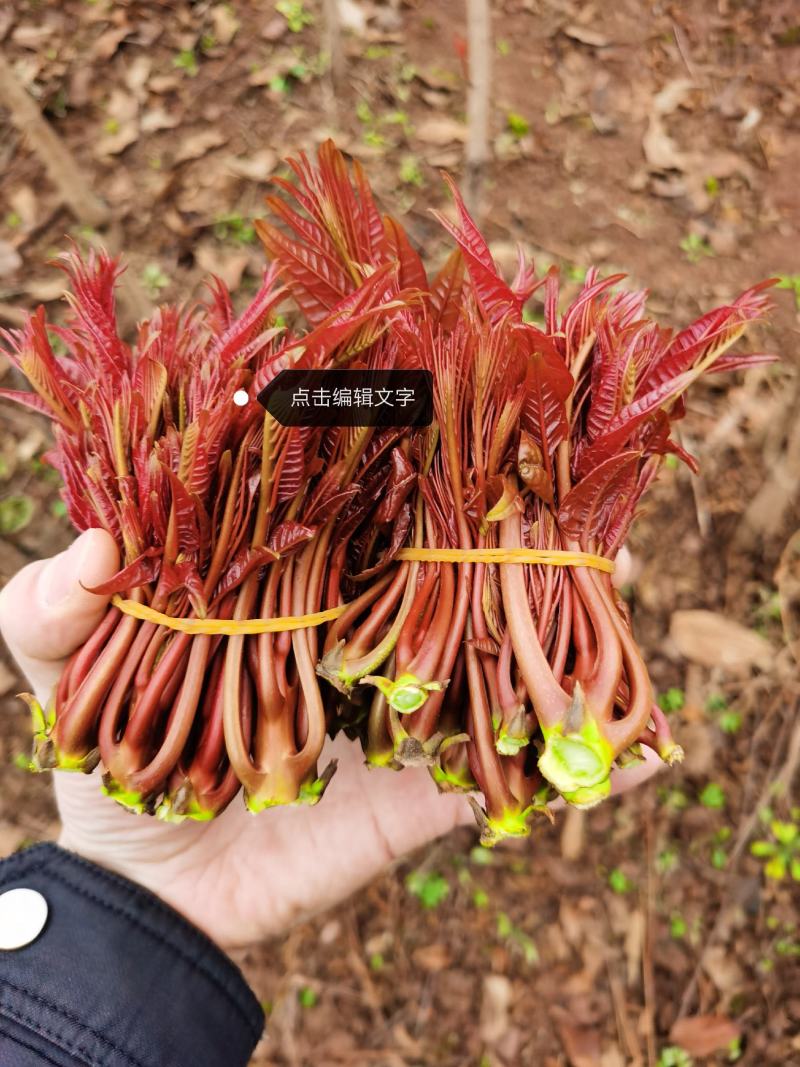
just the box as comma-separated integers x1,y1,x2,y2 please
608,744,663,794
0,528,120,701
612,545,634,589
329,733,473,842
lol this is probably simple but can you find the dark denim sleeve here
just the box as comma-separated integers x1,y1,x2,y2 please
0,844,264,1067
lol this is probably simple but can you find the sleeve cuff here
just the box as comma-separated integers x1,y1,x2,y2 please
0,843,264,1067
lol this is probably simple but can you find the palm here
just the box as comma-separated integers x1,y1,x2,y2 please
0,531,656,950
55,735,469,947
0,530,470,947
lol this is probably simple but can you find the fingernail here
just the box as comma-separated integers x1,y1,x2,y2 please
42,532,95,608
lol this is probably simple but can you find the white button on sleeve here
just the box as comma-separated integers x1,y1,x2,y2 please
0,888,49,950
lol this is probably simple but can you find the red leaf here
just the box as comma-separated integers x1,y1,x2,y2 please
432,174,521,321
165,468,201,554
350,500,413,579
466,637,500,655
256,219,349,324
510,247,541,303
305,482,359,525
669,1015,742,1058
212,546,278,601
519,329,573,456
267,521,317,555
56,248,129,384
575,370,694,476
383,215,428,294
0,388,56,418
85,549,161,595
160,558,206,608
641,282,773,393
132,356,168,439
707,351,778,374
273,427,307,503
558,451,641,540
436,174,495,271
429,249,466,333
208,265,284,366
374,448,417,523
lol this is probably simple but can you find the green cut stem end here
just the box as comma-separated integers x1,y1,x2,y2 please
244,760,338,814
362,672,444,714
101,775,154,816
155,784,216,823
20,694,99,774
469,797,537,847
538,712,614,809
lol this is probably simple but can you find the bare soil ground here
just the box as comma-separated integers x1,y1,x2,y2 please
1,2,799,1065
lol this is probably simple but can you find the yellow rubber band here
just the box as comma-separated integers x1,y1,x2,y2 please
396,547,615,573
110,547,613,635
110,595,348,635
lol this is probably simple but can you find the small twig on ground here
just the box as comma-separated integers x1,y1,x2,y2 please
605,956,644,1065
323,0,343,93
678,429,711,537
344,907,385,1026
0,53,109,227
560,805,586,860
0,301,27,327
671,21,699,81
0,55,150,334
642,799,658,1067
464,0,492,217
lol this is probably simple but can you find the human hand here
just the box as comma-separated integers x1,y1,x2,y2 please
0,532,659,949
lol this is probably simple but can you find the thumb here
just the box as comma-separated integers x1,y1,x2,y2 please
0,528,120,700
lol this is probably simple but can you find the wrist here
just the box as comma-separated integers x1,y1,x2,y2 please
0,843,263,1065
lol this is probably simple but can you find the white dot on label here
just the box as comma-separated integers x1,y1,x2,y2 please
0,888,49,950
233,390,249,407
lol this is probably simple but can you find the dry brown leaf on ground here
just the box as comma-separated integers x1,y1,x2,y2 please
642,80,694,171
140,107,180,133
416,117,468,146
414,65,459,92
777,530,800,663
174,129,228,165
701,945,747,995
669,610,774,672
149,74,181,95
210,3,240,45
0,52,109,225
0,240,22,278
551,1006,603,1067
11,24,53,51
643,116,687,171
562,25,610,48
194,244,250,291
480,974,513,1045
653,79,695,116
24,276,68,303
124,56,152,100
339,0,369,35
8,185,38,230
669,1014,742,1056
261,15,288,42
411,942,452,973
94,88,139,157
226,149,278,182
92,25,130,62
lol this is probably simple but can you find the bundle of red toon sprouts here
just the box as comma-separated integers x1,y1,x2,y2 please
1,142,775,843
